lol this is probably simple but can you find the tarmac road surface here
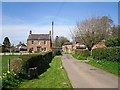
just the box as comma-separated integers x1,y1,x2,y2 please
62,54,119,88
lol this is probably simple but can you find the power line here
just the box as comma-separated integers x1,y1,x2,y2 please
52,2,65,22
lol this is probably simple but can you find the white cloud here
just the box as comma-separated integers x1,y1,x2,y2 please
2,24,74,45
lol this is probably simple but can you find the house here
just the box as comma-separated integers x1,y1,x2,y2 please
73,37,86,49
16,41,27,53
92,40,106,50
27,30,52,53
62,42,73,53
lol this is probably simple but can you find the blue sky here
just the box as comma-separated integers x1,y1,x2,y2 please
1,2,118,45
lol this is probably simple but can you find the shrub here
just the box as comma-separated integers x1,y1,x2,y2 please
105,36,120,47
53,49,62,56
1,71,22,88
28,48,32,53
10,58,23,74
75,49,90,57
92,47,120,61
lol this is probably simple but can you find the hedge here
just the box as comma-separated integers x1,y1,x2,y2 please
75,49,90,57
105,36,120,47
92,47,120,61
20,51,53,79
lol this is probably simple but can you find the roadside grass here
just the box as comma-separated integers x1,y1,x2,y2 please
87,57,120,76
1,55,20,73
72,54,87,60
20,56,72,88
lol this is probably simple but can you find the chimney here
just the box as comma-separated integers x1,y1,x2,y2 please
30,30,32,35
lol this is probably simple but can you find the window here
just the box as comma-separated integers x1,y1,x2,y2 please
44,47,46,52
32,41,34,44
38,41,40,45
44,41,46,45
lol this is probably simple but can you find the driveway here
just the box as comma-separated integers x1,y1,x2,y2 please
62,54,118,88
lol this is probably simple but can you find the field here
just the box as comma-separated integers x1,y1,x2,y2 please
1,55,20,73
20,56,72,88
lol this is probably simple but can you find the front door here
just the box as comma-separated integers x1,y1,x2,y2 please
37,47,40,53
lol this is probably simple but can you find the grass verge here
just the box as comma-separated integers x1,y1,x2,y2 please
20,56,72,88
87,58,120,76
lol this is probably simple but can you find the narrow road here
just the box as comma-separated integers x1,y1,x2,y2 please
62,54,118,88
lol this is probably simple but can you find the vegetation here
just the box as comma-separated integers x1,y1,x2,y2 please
2,37,11,52
105,36,120,47
20,56,72,88
54,36,69,47
75,49,90,57
87,58,120,76
72,16,113,51
19,52,53,79
92,47,120,62
1,52,54,88
1,55,20,73
1,71,22,89
72,54,87,60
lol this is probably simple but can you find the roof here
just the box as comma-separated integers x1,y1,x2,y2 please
27,34,50,40
16,42,26,47
63,42,72,45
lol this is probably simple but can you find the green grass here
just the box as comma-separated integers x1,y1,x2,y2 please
72,54,87,60
0,55,20,73
87,58,120,76
20,56,72,88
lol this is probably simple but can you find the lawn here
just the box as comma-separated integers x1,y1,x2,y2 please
20,56,72,88
0,55,20,73
87,58,120,76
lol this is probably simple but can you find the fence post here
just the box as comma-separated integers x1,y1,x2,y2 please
8,59,10,71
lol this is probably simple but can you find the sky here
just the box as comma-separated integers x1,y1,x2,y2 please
1,2,118,45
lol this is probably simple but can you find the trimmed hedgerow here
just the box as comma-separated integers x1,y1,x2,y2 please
21,51,53,79
75,49,90,57
92,47,120,62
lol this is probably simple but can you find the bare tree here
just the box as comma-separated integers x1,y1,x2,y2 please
73,16,113,51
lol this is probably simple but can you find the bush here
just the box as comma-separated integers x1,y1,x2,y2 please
1,71,22,88
75,49,90,57
92,47,120,61
53,49,62,56
105,36,120,47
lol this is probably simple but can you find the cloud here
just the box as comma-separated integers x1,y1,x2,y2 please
2,24,74,45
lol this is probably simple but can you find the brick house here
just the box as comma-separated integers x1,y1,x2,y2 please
27,30,52,53
62,42,73,53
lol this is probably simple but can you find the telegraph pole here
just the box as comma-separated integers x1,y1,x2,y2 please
52,21,54,48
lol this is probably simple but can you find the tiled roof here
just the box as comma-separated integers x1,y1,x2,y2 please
27,34,50,40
